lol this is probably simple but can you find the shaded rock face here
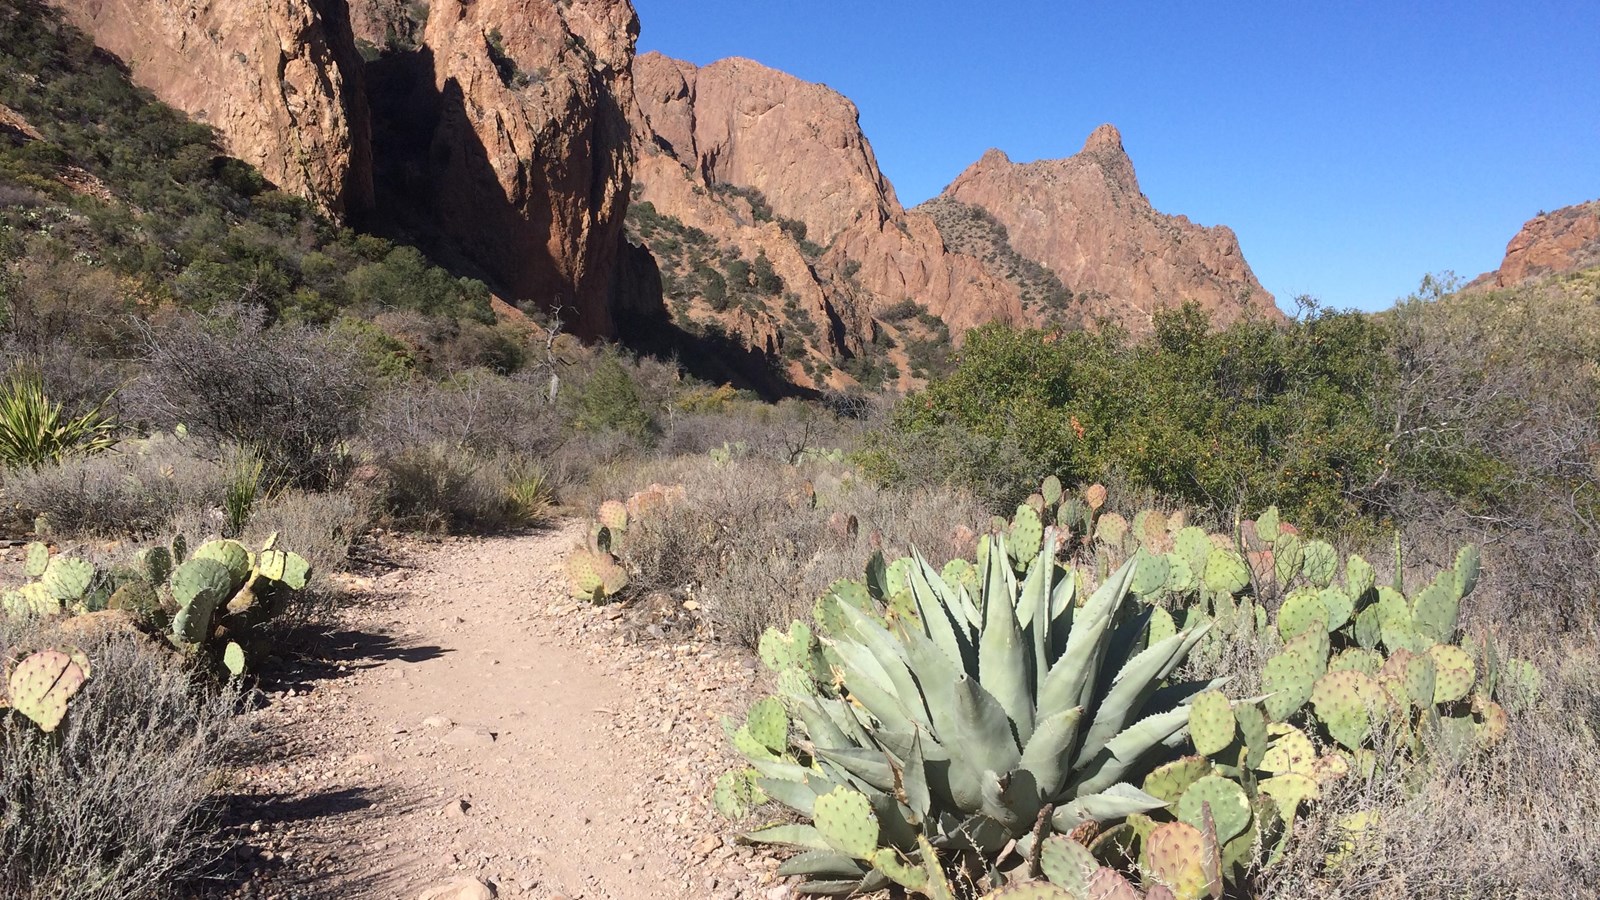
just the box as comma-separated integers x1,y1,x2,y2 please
48,0,375,218
939,125,1280,334
53,0,640,338
367,0,639,338
1469,200,1600,290
627,52,1026,391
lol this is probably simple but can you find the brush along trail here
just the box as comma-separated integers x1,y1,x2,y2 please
225,523,784,900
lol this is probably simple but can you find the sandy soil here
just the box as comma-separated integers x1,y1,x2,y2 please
221,523,786,900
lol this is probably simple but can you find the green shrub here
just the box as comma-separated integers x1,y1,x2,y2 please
0,367,117,470
573,355,653,439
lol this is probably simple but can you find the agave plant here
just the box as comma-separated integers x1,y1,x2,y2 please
720,530,1218,895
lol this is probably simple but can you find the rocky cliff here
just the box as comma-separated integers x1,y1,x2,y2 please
1468,200,1600,290
49,0,640,337
46,0,374,217
627,52,1028,391
936,126,1279,333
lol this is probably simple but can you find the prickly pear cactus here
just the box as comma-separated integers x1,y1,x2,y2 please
7,647,91,732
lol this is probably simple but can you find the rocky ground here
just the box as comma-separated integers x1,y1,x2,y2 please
217,523,789,900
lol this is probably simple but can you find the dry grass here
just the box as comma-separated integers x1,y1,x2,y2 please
592,453,986,648
0,619,241,900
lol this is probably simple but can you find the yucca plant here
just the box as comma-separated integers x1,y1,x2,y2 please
222,446,268,537
718,529,1218,896
0,368,118,469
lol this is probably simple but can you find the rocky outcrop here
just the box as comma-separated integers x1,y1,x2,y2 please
379,0,639,337
938,126,1279,333
1469,200,1600,290
47,0,374,218
627,52,1026,390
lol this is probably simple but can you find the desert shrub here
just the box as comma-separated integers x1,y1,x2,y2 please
362,370,565,456
241,486,373,592
0,621,240,900
594,454,984,648
133,306,368,489
573,354,654,439
377,445,551,534
1,434,228,538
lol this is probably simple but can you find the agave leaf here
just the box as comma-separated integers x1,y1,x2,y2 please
760,777,825,818
1037,558,1139,722
953,673,1022,781
793,696,854,751
908,549,971,672
1075,630,1194,768
1071,705,1192,796
831,640,920,734
900,627,962,743
778,850,869,878
899,728,932,822
979,535,1035,743
1052,782,1169,831
815,746,898,793
746,823,834,851
1018,706,1085,797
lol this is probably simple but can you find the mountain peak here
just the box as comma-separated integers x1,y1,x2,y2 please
1081,123,1125,155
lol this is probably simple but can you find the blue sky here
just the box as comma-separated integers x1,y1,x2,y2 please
633,1,1599,312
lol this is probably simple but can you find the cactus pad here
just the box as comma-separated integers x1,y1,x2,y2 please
813,787,879,860
257,549,313,591
1130,549,1171,597
941,558,978,595
1328,648,1384,678
1188,691,1235,757
1177,775,1252,844
1142,756,1214,803
745,697,789,753
759,621,815,675
1147,606,1178,648
1318,586,1354,632
1010,505,1045,561
24,541,49,578
597,500,629,531
1256,506,1281,543
1426,644,1476,704
1302,540,1338,587
1038,834,1097,894
1258,772,1320,818
1273,532,1305,585
1148,822,1217,900
223,641,247,676
1344,553,1375,602
566,549,606,597
1041,475,1064,506
193,540,251,584
1084,482,1107,511
1235,701,1270,769
1263,646,1321,723
1086,869,1143,900
170,558,236,644
8,648,89,732
1312,670,1385,751
1175,527,1211,576
1411,578,1460,645
1203,550,1250,596
1093,511,1127,550
1453,544,1480,599
1261,726,1316,775
1277,589,1329,641
1165,553,1198,594
41,556,94,602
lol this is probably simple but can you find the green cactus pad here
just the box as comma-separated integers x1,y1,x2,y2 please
1256,506,1281,543
223,641,247,676
941,558,978,595
1352,605,1381,651
1273,532,1305,585
714,769,764,819
1312,670,1385,751
1147,606,1178,647
745,697,788,753
23,541,49,578
1411,579,1460,645
1038,834,1097,894
1302,540,1338,587
1174,527,1211,577
1165,553,1198,594
1258,772,1320,818
1142,756,1214,803
1261,725,1316,775
137,546,173,585
1148,821,1216,900
886,557,913,597
1344,553,1375,603
41,556,94,602
1263,645,1323,722
1041,475,1064,506
1177,775,1252,844
870,847,928,891
1235,701,1270,769
8,648,89,733
813,787,880,860
1010,505,1045,561
566,549,605,597
170,558,236,644
1203,549,1251,596
193,540,251,583
256,549,313,591
759,621,815,675
1328,648,1383,677
1284,627,1332,673
1427,644,1476,704
1453,545,1480,599
1277,588,1329,641
1188,690,1236,757
1318,586,1354,632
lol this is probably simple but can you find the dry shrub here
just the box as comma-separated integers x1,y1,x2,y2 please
1258,639,1600,899
1,434,228,538
0,620,241,900
377,445,554,534
599,454,985,648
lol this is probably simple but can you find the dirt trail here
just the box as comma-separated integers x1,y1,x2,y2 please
229,523,779,900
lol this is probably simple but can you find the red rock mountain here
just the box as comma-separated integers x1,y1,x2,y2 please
46,0,639,338
1468,200,1600,290
936,126,1279,333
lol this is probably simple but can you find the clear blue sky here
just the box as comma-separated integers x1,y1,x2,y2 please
633,1,1599,312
